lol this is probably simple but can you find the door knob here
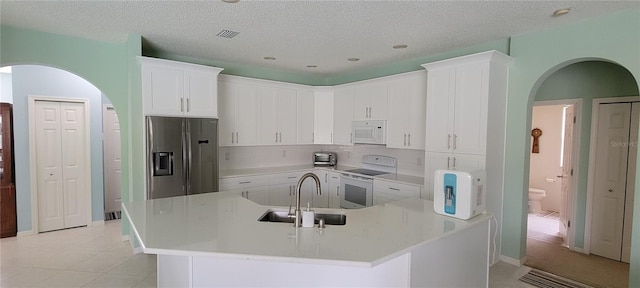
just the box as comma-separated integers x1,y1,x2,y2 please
608,188,613,192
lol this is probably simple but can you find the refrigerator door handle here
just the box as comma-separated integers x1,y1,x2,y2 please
185,120,193,194
182,119,188,194
146,117,154,199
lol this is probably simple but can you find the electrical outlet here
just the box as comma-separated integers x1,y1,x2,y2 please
282,150,286,158
417,157,422,167
224,152,230,161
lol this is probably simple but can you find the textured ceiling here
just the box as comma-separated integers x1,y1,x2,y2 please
1,1,638,77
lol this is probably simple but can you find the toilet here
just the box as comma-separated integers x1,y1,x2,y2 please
528,188,546,213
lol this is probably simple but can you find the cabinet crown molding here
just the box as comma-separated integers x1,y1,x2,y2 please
421,50,511,70
138,56,224,74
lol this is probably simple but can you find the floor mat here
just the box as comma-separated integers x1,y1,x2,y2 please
520,268,593,288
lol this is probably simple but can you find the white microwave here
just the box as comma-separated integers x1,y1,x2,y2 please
352,120,386,145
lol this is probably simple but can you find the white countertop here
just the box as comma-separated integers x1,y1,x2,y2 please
220,165,424,186
123,191,489,267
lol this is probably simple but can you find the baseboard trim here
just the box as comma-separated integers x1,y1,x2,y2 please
570,246,585,254
133,246,144,254
92,220,105,226
17,230,35,237
500,255,527,266
121,234,131,242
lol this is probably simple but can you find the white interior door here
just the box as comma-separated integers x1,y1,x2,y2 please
591,103,630,260
621,103,638,263
559,104,575,243
35,101,65,232
61,102,88,228
35,100,88,232
103,106,121,215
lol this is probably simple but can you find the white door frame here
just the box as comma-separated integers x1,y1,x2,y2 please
531,98,582,250
28,96,92,234
585,96,640,254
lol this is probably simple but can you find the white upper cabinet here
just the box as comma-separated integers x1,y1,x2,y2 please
423,52,499,156
353,81,388,120
313,88,334,144
386,71,427,150
297,90,315,144
333,86,354,146
140,56,223,118
421,50,511,200
257,86,297,145
218,80,258,146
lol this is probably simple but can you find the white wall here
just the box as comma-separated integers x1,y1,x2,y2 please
529,105,563,212
219,144,425,178
12,65,106,232
1,72,12,103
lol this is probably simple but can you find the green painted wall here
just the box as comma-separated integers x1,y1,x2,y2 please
535,61,638,248
148,39,509,86
0,25,140,235
503,9,640,283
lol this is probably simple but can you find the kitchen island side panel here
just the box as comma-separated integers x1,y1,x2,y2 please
190,253,411,287
410,219,490,287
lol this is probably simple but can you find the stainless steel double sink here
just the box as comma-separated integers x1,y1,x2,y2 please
258,209,347,226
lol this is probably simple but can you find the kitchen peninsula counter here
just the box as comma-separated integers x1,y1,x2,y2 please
123,191,491,287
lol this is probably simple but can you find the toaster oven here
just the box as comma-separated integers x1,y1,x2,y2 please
314,152,337,167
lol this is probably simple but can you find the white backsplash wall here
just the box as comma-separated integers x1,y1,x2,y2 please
219,144,425,177
219,145,318,170
319,145,425,177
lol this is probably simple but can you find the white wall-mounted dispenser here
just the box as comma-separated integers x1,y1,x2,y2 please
434,169,486,220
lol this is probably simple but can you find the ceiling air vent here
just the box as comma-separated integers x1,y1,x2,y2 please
216,29,239,39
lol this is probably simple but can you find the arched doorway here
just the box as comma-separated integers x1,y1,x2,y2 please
523,60,638,287
1,64,123,234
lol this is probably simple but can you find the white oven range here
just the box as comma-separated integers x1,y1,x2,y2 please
340,155,397,209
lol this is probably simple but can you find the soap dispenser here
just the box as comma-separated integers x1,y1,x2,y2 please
302,202,315,228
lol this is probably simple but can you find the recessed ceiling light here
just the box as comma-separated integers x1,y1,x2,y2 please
393,44,408,49
263,56,276,60
221,0,240,3
306,65,318,68
347,58,360,62
552,8,571,17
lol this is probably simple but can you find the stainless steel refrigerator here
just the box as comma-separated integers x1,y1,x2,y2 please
146,116,218,199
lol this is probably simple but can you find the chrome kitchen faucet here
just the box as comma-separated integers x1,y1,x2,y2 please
291,173,321,227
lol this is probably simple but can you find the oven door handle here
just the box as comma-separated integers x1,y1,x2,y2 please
341,173,374,181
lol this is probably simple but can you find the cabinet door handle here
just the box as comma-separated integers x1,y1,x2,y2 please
337,187,340,196
447,134,451,149
408,134,411,146
404,134,407,146
389,187,400,191
325,174,328,183
453,134,457,150
331,133,333,143
279,132,282,143
231,132,235,144
350,133,353,143
239,181,251,184
452,157,456,168
180,98,184,112
447,157,451,169
288,176,297,179
187,98,190,112
276,132,278,143
236,132,239,144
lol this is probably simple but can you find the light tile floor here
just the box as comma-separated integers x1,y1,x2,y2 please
0,220,156,288
1,219,534,288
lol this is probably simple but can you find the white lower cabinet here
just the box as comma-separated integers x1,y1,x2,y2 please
269,172,302,207
373,180,421,205
423,152,485,200
328,172,341,208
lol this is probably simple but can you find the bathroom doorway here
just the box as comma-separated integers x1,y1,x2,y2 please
527,100,580,247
